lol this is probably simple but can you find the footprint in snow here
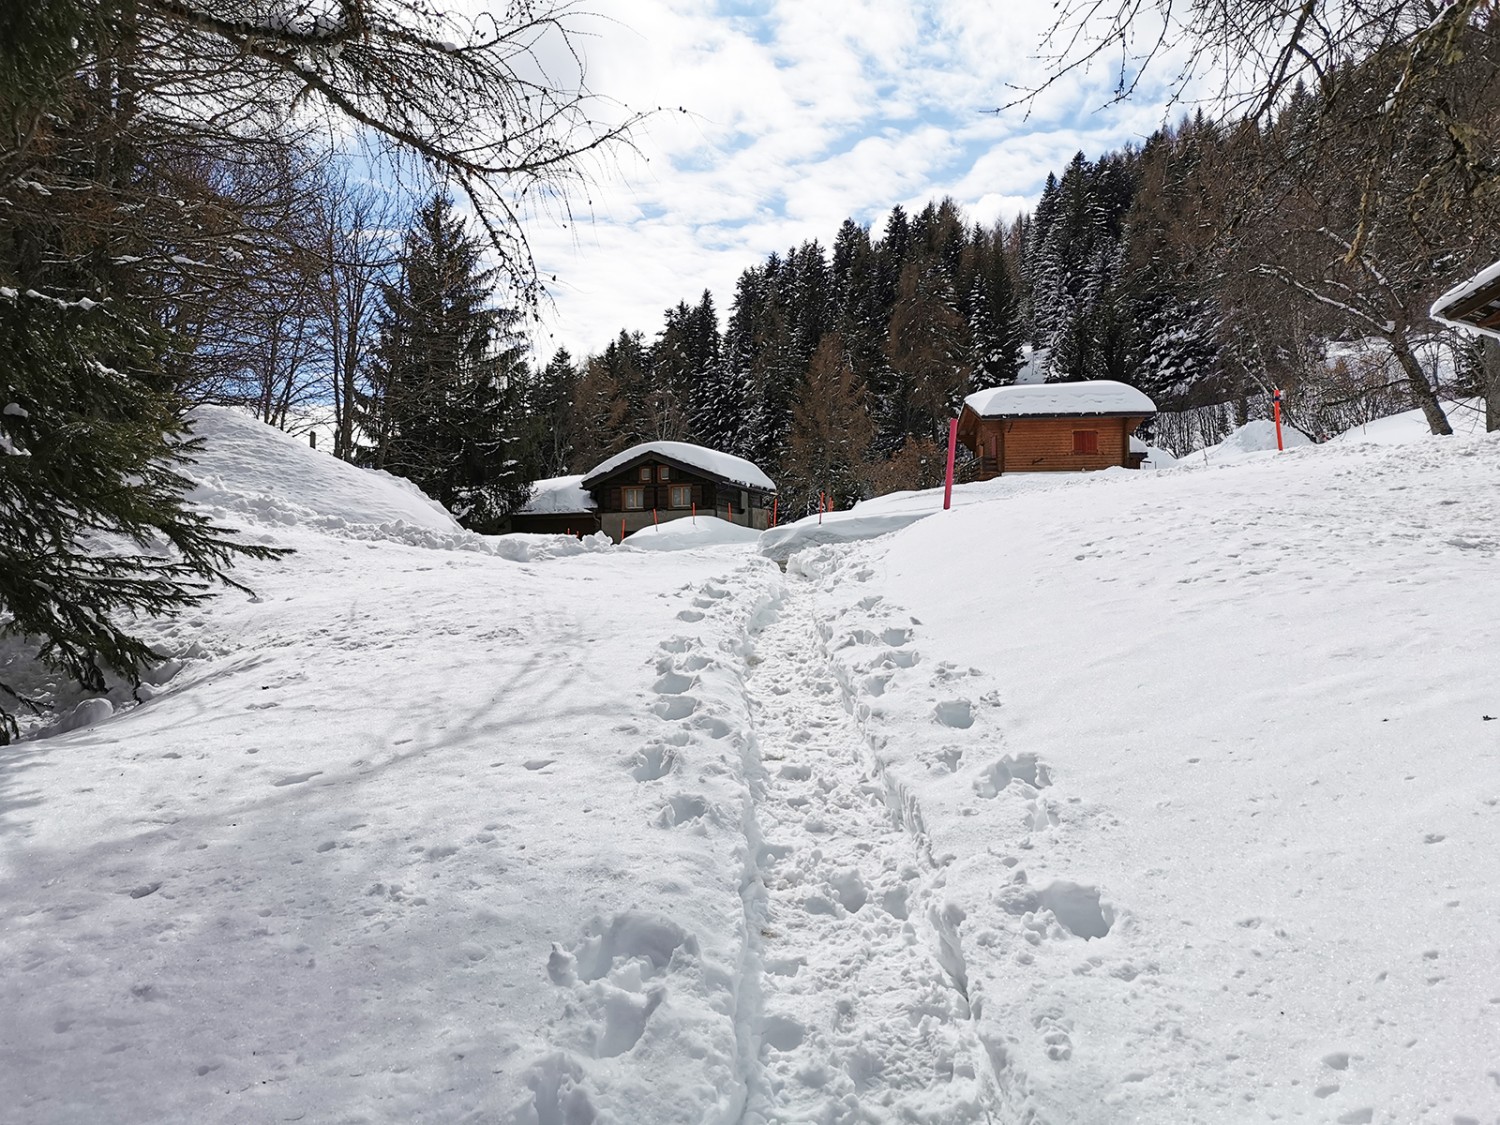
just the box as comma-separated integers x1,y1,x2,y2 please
271,771,322,787
933,700,975,729
652,695,698,721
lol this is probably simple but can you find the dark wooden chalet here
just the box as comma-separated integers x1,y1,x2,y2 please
957,380,1156,479
583,442,776,542
502,442,779,542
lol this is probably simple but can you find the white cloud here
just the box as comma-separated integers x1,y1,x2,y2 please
520,0,1196,360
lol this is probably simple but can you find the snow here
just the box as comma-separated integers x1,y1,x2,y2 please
1193,417,1312,461
186,405,460,532
1330,398,1490,445
519,474,595,515
1429,258,1500,332
582,441,776,492
623,516,761,551
964,379,1156,418
3,400,1499,1123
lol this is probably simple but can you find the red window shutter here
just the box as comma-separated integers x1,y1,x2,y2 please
1073,430,1098,454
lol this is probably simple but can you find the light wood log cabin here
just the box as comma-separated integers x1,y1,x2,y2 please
957,380,1156,479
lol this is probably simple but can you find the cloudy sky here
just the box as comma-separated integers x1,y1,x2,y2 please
523,1,1187,360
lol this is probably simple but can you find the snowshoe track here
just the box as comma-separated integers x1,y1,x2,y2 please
736,574,998,1123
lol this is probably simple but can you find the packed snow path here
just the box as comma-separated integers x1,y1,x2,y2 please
738,576,996,1123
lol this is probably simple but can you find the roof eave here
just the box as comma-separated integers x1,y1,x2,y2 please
581,450,776,493
973,410,1156,421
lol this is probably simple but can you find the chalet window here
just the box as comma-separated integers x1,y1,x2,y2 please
637,466,652,482
669,484,692,509
657,465,671,481
623,486,645,510
1073,430,1099,455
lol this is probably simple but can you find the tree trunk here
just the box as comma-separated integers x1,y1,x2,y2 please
1484,336,1500,433
1390,334,1452,435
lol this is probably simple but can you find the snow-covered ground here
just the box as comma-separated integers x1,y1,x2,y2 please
2,407,1498,1124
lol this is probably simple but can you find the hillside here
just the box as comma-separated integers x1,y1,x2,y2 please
1,409,1496,1124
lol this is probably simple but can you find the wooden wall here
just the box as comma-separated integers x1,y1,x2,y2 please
968,416,1140,478
588,458,774,540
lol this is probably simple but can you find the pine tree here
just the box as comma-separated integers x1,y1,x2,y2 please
1,4,283,739
358,192,531,531
524,348,579,478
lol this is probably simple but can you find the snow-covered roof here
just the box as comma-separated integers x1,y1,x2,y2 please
582,441,776,492
518,475,595,515
963,380,1156,418
1430,259,1500,338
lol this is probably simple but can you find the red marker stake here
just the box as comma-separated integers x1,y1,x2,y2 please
943,417,958,510
692,502,696,524
818,492,824,525
771,497,778,527
653,508,659,531
1273,389,1284,452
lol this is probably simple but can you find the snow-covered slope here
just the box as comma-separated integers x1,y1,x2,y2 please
3,405,1497,1124
791,428,1500,1123
186,406,461,531
1330,398,1490,445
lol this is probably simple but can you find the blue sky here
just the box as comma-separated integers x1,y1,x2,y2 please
524,0,1187,360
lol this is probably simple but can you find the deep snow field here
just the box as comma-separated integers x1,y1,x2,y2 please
2,404,1497,1125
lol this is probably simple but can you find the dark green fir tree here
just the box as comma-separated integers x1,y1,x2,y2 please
0,0,285,740
358,192,532,531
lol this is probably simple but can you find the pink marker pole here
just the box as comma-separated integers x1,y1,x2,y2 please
1273,389,1284,451
818,492,824,525
943,417,958,510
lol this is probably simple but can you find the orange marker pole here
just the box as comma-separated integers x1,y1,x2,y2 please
943,417,958,510
771,496,778,527
1273,389,1284,452
818,492,824,525
620,517,625,542
653,507,659,531
692,502,696,524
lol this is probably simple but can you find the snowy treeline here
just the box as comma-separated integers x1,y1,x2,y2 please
549,31,1500,499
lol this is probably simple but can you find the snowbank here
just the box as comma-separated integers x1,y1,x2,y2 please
186,405,460,532
624,519,762,552
1192,417,1312,462
759,509,931,562
623,515,760,551
582,440,775,491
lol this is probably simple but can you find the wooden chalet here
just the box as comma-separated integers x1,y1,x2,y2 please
584,442,776,542
957,380,1156,479
509,442,777,542
507,475,597,537
1431,260,1500,339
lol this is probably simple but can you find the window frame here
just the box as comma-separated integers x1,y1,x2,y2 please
1072,429,1099,455
657,465,671,482
623,486,646,510
637,466,652,482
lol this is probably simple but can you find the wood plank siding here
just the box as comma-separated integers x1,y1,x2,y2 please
960,411,1146,480
589,456,774,541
